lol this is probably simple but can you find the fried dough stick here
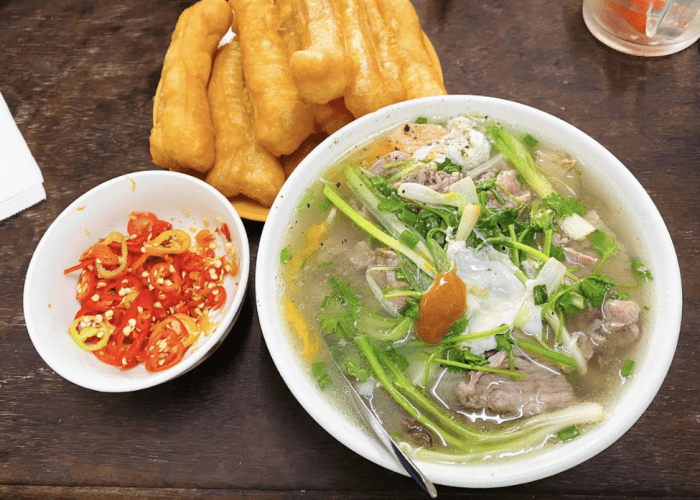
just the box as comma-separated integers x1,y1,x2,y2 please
336,0,405,117
231,0,314,157
364,0,405,102
290,0,352,104
205,42,286,208
150,0,232,173
277,0,303,54
313,97,355,135
376,0,446,99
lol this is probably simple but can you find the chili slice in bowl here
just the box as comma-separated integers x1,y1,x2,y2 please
64,211,239,372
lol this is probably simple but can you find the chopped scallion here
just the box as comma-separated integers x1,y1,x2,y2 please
523,134,539,147
621,359,635,377
557,424,580,441
280,248,293,264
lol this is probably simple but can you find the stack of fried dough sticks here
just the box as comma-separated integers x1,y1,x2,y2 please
150,0,446,209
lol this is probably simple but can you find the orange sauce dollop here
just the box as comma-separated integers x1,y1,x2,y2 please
416,273,467,343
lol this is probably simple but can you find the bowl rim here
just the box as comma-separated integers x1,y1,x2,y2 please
23,169,251,392
256,95,682,488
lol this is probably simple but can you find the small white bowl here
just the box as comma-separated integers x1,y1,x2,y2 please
256,95,682,488
24,170,250,392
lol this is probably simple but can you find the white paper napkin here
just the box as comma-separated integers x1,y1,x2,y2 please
0,92,46,221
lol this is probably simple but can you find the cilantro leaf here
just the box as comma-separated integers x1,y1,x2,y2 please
543,193,587,218
631,259,653,282
311,362,332,390
443,314,468,340
383,345,410,371
442,346,487,372
343,356,370,382
435,157,461,174
557,289,586,314
533,284,548,305
495,332,515,352
589,229,619,265
550,244,566,261
530,204,556,231
578,274,614,308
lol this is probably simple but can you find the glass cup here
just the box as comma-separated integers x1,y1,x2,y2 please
583,0,700,56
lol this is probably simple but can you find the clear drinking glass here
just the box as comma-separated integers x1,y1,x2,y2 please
583,0,700,56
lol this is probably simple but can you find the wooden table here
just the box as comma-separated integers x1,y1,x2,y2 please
1,0,699,498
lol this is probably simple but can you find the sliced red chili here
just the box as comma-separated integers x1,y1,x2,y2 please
84,242,119,267
127,212,158,236
181,253,204,272
150,219,173,238
114,289,154,367
149,262,181,293
115,273,143,294
64,259,93,275
206,285,226,310
75,270,97,302
195,230,215,249
93,339,122,367
74,304,99,319
69,211,239,373
144,327,184,372
216,223,231,242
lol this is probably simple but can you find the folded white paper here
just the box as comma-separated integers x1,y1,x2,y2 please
0,92,46,221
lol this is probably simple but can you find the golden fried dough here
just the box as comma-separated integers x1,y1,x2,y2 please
313,98,355,135
363,0,406,101
231,0,315,157
336,0,405,117
376,0,447,99
423,31,444,83
205,42,286,208
150,0,232,173
289,0,352,104
276,0,303,54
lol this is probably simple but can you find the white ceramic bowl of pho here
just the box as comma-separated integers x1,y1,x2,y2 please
256,95,681,488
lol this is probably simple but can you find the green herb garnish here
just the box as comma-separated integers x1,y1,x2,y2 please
280,248,293,264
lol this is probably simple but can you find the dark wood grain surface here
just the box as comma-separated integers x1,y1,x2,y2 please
1,0,699,498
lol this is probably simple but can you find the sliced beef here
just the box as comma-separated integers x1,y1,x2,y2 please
394,168,463,193
369,151,412,176
486,170,531,208
563,247,598,268
349,240,377,269
603,299,640,332
594,299,640,345
455,352,575,417
573,299,642,360
400,417,434,448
